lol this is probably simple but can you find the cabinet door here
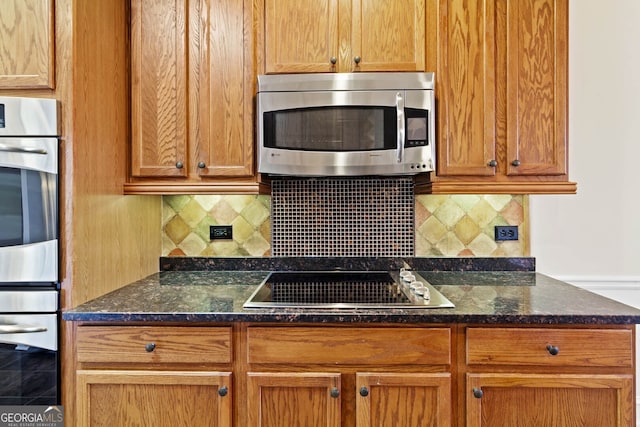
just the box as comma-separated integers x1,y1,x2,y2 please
356,373,451,427
352,0,426,72
262,0,340,73
467,373,634,427
0,0,54,89
130,0,188,178
247,372,341,427
76,370,232,427
432,0,496,176
194,0,254,177
505,0,567,176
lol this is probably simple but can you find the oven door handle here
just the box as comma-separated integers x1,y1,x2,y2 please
0,143,48,155
0,323,48,334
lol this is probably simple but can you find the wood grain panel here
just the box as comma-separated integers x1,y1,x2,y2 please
466,373,634,427
247,327,451,365
0,0,54,88
466,327,633,367
77,370,232,427
247,372,341,427
434,0,496,176
506,0,567,176
264,0,339,73
356,373,451,427
196,0,254,177
352,0,426,72
76,326,232,364
131,0,188,177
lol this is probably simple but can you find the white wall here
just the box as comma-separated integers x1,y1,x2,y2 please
530,0,640,278
529,1,640,422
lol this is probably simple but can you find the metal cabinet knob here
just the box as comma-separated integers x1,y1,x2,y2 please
353,56,361,64
218,386,228,397
197,161,206,169
330,56,337,65
359,386,369,397
487,159,497,167
175,161,184,169
546,344,560,356
511,159,521,167
472,387,483,399
330,387,340,398
145,343,156,352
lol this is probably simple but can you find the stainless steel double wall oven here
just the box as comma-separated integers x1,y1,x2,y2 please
0,97,59,405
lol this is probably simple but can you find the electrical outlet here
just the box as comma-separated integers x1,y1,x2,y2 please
494,225,518,241
210,225,233,240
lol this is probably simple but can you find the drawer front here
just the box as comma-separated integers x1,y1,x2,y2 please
247,327,451,365
466,327,633,368
76,326,232,364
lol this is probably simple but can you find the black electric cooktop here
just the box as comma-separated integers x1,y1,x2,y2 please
243,271,455,309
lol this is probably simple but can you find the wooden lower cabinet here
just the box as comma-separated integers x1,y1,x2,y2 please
247,372,342,427
356,373,451,427
245,326,453,426
246,371,451,427
76,370,232,427
466,373,634,427
464,326,636,427
73,323,635,426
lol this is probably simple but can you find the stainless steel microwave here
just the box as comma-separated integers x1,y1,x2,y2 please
0,97,59,284
257,72,435,176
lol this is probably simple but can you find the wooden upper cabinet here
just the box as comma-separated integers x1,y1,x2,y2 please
130,0,188,178
506,0,567,176
264,0,339,73
128,0,256,193
352,0,426,72
193,0,253,178
433,0,496,177
260,0,426,73
0,0,55,89
429,0,575,194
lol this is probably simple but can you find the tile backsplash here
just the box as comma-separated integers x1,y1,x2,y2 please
271,177,415,257
163,192,527,258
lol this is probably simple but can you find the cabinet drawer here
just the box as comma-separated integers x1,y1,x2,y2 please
247,327,451,365
77,326,232,364
466,327,633,368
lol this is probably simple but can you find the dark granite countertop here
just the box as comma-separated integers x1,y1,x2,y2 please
62,258,640,324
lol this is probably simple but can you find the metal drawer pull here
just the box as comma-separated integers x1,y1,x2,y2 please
218,386,228,397
359,386,369,397
145,342,156,352
330,387,340,398
472,388,483,398
546,344,560,355
0,323,47,334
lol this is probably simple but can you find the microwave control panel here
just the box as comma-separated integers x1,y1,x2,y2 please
405,109,428,147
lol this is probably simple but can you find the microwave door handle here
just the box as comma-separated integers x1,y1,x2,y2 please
396,92,405,163
0,143,48,155
0,323,48,334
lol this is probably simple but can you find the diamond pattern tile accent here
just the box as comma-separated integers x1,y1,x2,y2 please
162,195,272,257
415,195,527,257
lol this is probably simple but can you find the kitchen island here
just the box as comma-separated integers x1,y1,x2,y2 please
63,257,640,426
